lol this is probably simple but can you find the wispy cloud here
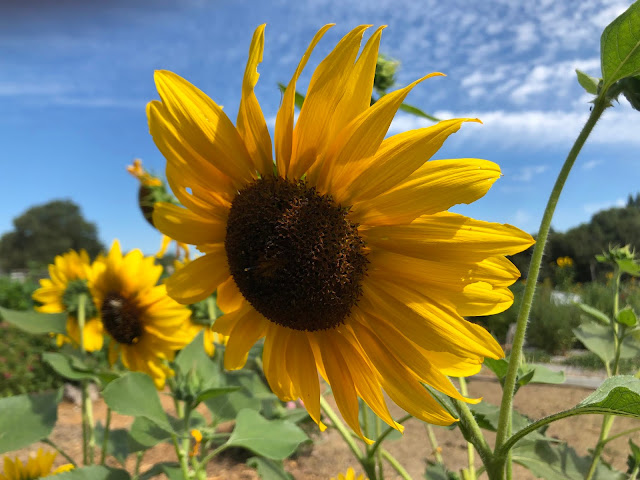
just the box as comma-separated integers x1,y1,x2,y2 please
581,159,603,170
511,165,549,182
0,82,67,96
51,96,145,109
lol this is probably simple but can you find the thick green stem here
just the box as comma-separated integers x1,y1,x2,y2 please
491,96,608,479
381,448,412,480
454,398,493,467
77,294,95,465
171,433,191,479
585,415,616,480
320,395,364,462
100,407,112,464
459,378,476,480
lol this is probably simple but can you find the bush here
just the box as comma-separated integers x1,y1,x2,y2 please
0,276,63,397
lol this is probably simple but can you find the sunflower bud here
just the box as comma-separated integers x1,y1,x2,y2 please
127,159,176,228
373,54,399,94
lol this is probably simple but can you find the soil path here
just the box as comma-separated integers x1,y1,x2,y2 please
7,378,639,479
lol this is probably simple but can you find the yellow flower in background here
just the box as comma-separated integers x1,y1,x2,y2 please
331,467,367,480
32,249,104,351
89,240,194,388
0,449,73,479
556,256,574,268
127,158,190,261
148,24,534,440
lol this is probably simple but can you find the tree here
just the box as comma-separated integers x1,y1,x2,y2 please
0,200,104,271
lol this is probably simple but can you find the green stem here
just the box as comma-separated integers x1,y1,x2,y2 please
198,443,230,468
320,395,363,461
381,448,412,480
601,426,640,445
84,382,96,464
491,95,609,479
100,407,112,464
454,398,493,467
630,462,640,480
206,296,217,322
171,433,191,480
42,438,77,467
425,425,444,465
585,415,616,480
132,451,144,480
369,414,412,458
375,415,384,480
77,294,94,465
459,378,476,480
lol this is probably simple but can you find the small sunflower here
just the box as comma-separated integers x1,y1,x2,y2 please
148,25,534,439
32,249,103,351
0,449,73,480
331,468,367,480
89,240,193,388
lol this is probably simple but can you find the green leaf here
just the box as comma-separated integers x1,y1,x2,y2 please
53,466,131,480
102,372,174,433
578,303,611,325
226,409,308,460
484,358,565,387
247,457,294,480
204,370,269,421
576,375,640,417
277,83,305,109
512,440,624,480
138,463,181,480
616,258,640,276
42,352,98,382
483,357,509,379
398,102,440,122
195,386,240,404
128,416,172,450
470,402,545,442
93,425,132,466
525,364,566,385
576,69,601,95
424,463,460,480
0,306,67,334
0,389,61,453
174,331,221,390
573,322,615,367
601,0,640,90
617,307,638,327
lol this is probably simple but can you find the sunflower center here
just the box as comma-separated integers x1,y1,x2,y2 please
225,175,368,332
101,292,143,344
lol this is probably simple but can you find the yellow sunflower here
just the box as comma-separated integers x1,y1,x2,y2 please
331,468,367,480
32,249,104,351
0,449,73,480
89,240,194,388
148,24,535,440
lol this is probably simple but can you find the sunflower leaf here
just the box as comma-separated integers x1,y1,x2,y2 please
247,457,294,480
600,0,640,91
0,389,62,453
226,409,309,460
577,303,611,325
138,463,182,480
576,69,601,95
0,306,67,335
103,372,174,433
42,352,98,382
174,331,221,390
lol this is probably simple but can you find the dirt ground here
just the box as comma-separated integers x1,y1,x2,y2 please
8,377,639,479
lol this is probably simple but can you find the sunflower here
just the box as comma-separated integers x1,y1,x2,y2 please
32,249,104,351
0,449,73,480
89,240,194,388
331,468,367,480
148,24,535,439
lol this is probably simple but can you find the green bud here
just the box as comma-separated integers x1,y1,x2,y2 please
62,280,98,319
374,54,400,94
616,307,638,327
138,183,178,228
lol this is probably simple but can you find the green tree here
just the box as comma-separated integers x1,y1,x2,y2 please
0,200,104,271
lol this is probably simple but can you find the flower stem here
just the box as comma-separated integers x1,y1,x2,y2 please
42,438,77,467
585,414,615,480
459,378,476,480
491,95,608,479
171,433,191,479
320,395,363,462
77,294,95,465
100,407,112,464
425,425,444,465
381,448,412,480
453,397,493,467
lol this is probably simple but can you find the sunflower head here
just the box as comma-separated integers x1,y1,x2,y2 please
90,240,194,388
32,249,103,351
148,24,535,439
0,449,73,480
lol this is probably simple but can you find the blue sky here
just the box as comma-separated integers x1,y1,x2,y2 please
1,0,639,255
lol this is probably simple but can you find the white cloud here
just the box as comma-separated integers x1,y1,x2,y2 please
512,209,533,229
583,197,625,214
514,22,537,52
511,165,549,182
0,82,67,96
581,159,603,170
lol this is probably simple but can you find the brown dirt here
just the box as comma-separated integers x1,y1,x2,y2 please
7,378,639,479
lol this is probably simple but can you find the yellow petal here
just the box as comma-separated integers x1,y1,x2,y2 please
237,24,273,176
217,276,245,313
153,202,226,246
314,72,444,201
362,211,535,261
428,282,515,317
224,310,267,369
147,100,236,201
351,158,500,226
165,248,230,304
344,118,480,204
276,24,334,177
288,25,370,180
153,71,255,187
212,300,254,335
262,324,295,400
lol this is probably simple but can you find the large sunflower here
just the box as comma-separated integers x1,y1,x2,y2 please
89,240,193,388
148,24,534,439
32,249,104,351
0,449,73,480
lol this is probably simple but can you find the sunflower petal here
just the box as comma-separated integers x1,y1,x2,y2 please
276,24,334,177
165,248,230,304
224,310,267,369
216,276,245,313
352,158,501,226
237,24,273,176
153,202,226,246
262,325,295,400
